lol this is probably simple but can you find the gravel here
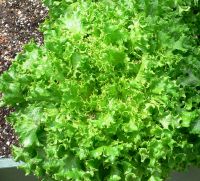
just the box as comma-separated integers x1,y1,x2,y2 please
0,0,48,158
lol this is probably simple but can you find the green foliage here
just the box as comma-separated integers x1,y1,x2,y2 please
1,0,200,180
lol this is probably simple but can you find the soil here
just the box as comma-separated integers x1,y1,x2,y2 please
0,0,48,158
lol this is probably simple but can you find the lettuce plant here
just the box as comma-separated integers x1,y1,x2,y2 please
0,0,200,180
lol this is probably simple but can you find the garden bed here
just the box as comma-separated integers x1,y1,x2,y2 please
0,0,47,158
0,1,200,181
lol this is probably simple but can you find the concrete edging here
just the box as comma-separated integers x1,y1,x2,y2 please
0,158,23,169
